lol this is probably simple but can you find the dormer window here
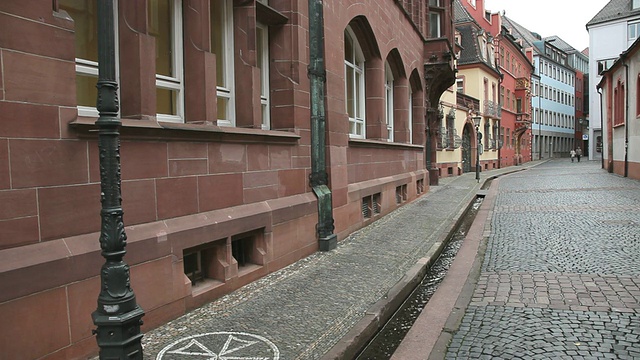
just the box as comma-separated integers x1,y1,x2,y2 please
479,36,488,60
629,21,640,44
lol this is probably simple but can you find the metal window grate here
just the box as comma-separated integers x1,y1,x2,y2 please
362,196,371,219
373,193,381,214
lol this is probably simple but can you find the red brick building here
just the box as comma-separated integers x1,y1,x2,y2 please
0,0,455,358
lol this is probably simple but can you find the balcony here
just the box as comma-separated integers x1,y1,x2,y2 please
515,77,530,91
483,100,501,119
515,113,532,132
457,92,480,112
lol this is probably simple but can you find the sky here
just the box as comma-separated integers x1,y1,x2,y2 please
483,0,612,51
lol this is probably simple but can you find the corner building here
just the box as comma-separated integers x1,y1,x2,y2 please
0,1,455,358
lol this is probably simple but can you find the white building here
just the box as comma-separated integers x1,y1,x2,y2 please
597,37,640,180
586,0,640,161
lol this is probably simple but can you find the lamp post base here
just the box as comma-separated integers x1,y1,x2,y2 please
428,168,439,186
92,306,145,360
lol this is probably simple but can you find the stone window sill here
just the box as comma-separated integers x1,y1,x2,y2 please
70,117,300,144
349,138,423,150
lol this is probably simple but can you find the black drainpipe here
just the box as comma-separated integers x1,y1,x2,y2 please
598,87,606,171
624,61,629,177
308,0,337,251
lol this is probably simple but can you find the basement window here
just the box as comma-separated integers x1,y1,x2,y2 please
231,230,265,275
417,179,424,194
183,239,227,287
362,192,382,219
396,184,408,204
183,251,203,285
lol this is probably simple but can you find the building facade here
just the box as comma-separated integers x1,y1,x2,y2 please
0,1,456,358
453,1,502,174
597,37,640,179
502,17,577,159
587,0,640,161
458,0,534,167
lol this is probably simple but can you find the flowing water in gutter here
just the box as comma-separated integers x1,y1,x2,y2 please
355,195,485,359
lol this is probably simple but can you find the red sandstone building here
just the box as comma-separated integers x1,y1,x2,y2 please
0,1,456,358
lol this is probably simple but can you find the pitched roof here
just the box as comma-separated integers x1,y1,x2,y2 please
456,24,500,75
586,0,640,27
456,25,480,64
453,0,475,24
501,16,543,52
544,35,577,53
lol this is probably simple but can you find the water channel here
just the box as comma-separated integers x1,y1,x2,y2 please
355,195,485,359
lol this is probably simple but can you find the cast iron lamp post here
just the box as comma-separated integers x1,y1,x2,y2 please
472,114,482,183
91,0,144,358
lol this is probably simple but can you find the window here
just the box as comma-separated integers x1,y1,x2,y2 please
456,78,464,93
429,0,443,38
385,62,394,142
637,75,640,117
257,23,270,130
597,59,616,74
362,193,381,219
212,0,235,126
614,82,625,126
395,185,407,204
408,88,414,144
59,0,118,117
629,21,640,43
149,0,184,122
345,26,365,138
483,78,488,101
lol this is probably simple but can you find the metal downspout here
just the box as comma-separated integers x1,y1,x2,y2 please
598,87,606,171
624,62,630,177
308,0,337,251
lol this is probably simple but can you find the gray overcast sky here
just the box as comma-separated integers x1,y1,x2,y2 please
483,0,611,51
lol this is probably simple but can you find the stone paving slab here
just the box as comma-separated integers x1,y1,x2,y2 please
139,164,539,359
442,161,640,359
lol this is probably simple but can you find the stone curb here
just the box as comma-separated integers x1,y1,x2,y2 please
321,182,482,359
322,163,545,360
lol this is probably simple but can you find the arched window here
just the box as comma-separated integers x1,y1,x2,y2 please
345,26,366,138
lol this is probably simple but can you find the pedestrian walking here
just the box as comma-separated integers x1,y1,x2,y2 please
576,147,582,162
570,149,576,162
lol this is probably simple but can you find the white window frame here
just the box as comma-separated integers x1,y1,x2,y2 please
66,1,120,118
628,21,640,43
155,0,184,123
408,88,413,144
345,26,365,139
456,78,464,93
215,0,236,127
385,62,394,142
257,22,270,130
429,11,441,38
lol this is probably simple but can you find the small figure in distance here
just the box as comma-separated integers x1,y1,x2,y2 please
570,149,576,163
576,147,582,162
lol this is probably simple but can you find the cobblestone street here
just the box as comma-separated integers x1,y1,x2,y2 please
445,160,640,359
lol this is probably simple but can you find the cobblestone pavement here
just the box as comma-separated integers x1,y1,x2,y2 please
139,163,535,359
445,160,640,359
